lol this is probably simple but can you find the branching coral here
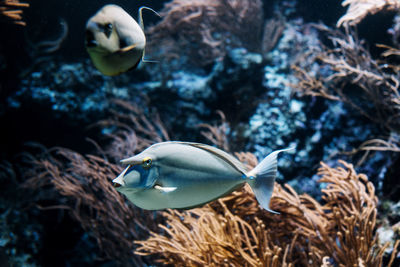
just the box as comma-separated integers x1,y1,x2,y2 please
292,24,400,154
136,201,293,266
0,0,29,26
21,101,169,265
146,0,264,66
343,134,400,165
18,104,400,265
337,0,400,27
197,110,230,152
21,147,162,266
135,159,398,266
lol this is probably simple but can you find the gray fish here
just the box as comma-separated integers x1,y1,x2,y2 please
85,4,158,76
113,141,292,212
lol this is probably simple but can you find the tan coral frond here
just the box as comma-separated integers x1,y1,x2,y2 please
135,159,399,266
337,0,400,27
0,0,29,26
135,203,292,266
22,148,160,266
198,110,230,152
292,25,400,134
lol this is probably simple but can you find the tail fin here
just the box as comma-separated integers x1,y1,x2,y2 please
247,147,294,213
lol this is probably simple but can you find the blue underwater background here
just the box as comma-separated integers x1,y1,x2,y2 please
1,0,400,266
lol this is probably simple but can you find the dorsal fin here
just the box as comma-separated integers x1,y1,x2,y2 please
186,142,248,175
138,6,160,31
138,6,160,62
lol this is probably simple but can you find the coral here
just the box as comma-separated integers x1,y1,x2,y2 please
261,15,286,55
292,24,400,148
337,0,400,27
197,110,230,152
7,60,147,123
146,0,264,67
138,47,266,143
0,0,29,26
136,201,292,266
21,148,157,266
135,159,399,266
20,102,170,266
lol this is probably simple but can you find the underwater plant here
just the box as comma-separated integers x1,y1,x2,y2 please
0,0,29,26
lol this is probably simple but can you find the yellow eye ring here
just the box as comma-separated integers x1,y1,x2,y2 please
142,157,152,169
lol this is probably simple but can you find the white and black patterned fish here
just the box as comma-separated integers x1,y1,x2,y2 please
85,4,158,76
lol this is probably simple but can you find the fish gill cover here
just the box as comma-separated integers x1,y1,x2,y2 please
0,0,399,266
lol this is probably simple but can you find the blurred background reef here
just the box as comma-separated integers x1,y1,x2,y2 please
0,0,399,266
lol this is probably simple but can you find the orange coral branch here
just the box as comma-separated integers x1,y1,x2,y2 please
0,0,29,26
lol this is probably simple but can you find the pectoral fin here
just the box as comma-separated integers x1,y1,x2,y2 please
154,185,177,193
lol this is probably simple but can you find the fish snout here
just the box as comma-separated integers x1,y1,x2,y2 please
112,166,129,188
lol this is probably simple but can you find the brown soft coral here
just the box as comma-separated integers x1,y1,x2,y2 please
135,159,399,266
146,0,264,66
22,148,160,266
292,23,400,157
21,101,169,266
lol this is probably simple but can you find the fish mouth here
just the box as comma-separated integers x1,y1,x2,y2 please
113,182,122,188
85,30,98,47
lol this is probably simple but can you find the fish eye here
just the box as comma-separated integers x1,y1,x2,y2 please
103,23,113,38
141,157,152,169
